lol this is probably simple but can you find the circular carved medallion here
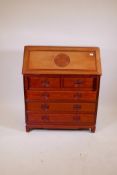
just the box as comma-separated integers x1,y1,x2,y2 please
54,53,70,67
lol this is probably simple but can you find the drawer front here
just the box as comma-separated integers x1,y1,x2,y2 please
27,113,95,124
26,102,96,113
26,90,97,102
28,77,60,89
63,77,94,89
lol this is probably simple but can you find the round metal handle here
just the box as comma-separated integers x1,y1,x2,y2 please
73,93,82,99
73,104,81,110
41,104,49,111
73,115,80,121
42,93,49,100
74,80,84,87
41,80,50,87
41,115,49,121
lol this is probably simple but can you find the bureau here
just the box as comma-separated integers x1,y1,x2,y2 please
22,46,102,132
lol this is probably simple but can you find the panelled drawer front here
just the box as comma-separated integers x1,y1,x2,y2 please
28,77,60,89
27,113,95,124
63,77,94,89
26,90,97,102
26,102,96,113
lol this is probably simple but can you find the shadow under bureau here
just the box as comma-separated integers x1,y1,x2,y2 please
22,46,102,132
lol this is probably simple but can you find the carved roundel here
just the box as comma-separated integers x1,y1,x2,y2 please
54,53,70,67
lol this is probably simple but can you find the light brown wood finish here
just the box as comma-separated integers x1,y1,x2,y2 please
22,46,101,75
23,46,102,132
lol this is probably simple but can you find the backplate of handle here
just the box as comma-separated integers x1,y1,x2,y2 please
73,93,82,99
41,115,49,121
41,103,49,111
73,115,80,121
42,93,49,99
41,80,50,87
74,80,84,87
73,104,81,110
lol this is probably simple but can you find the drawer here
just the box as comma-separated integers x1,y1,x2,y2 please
26,102,96,113
27,113,95,124
26,90,97,102
28,76,60,89
63,77,94,89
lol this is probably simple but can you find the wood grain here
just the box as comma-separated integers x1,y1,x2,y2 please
22,46,102,132
27,113,95,123
22,46,102,75
26,90,97,102
26,102,96,113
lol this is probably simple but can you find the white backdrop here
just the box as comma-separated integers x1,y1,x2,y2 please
0,0,117,108
1,1,117,175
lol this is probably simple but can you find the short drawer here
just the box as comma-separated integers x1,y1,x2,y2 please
27,113,95,124
26,102,96,113
28,76,60,89
26,90,97,102
63,77,94,90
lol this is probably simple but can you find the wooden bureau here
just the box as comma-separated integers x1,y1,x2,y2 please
22,46,102,132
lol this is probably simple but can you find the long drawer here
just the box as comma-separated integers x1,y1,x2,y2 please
26,102,96,113
27,113,95,124
26,90,97,102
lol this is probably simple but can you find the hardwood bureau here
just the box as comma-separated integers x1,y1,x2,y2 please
22,46,102,132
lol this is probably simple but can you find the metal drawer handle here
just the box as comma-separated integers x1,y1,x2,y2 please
74,80,84,86
42,93,49,99
41,115,49,121
73,104,81,110
73,93,82,99
73,115,80,121
41,80,50,87
41,104,49,111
